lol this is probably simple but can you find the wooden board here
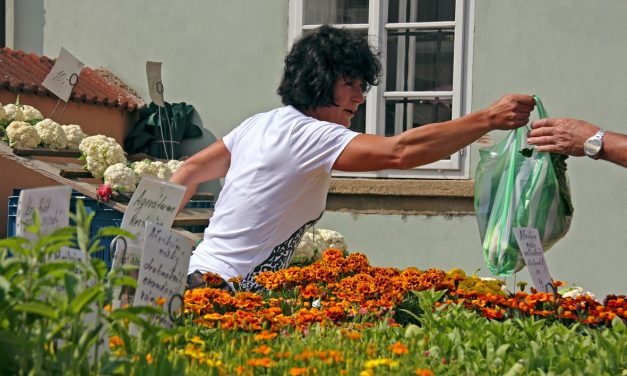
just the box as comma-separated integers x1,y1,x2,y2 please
13,147,82,158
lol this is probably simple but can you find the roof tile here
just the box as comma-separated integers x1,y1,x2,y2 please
0,47,145,112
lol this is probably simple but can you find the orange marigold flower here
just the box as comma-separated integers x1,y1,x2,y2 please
146,353,153,364
415,368,434,376
340,329,362,340
155,297,166,306
253,345,272,355
289,367,308,376
247,357,274,368
202,271,224,286
109,335,124,349
254,330,278,341
389,341,409,355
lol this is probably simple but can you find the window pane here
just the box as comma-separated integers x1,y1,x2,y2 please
384,98,451,136
304,0,369,24
385,29,454,92
388,0,455,23
350,101,367,133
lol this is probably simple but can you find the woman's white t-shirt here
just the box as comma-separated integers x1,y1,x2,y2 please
188,105,358,290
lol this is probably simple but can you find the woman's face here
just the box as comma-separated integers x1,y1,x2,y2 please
307,77,365,127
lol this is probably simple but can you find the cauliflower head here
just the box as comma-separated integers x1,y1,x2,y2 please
291,229,348,265
167,159,184,175
62,124,87,149
6,121,41,148
35,119,68,149
104,163,137,193
79,135,127,180
22,105,43,122
132,159,177,181
0,103,6,122
3,104,25,122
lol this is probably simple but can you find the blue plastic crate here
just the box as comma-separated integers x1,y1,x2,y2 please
7,189,213,268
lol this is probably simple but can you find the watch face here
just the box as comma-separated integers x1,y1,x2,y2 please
584,138,602,156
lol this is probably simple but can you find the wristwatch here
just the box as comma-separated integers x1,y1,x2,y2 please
583,129,606,159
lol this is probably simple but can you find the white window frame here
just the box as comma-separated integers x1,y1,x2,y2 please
289,0,474,179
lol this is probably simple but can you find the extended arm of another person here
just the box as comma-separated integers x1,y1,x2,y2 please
170,139,231,211
528,118,627,168
334,94,535,171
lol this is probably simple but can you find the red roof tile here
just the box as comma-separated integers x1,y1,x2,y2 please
0,47,145,112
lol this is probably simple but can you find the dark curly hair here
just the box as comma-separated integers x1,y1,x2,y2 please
277,25,382,112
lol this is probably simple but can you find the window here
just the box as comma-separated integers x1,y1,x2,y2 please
289,0,475,179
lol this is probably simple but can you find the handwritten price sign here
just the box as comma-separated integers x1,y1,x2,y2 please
42,47,84,102
146,61,165,107
513,227,554,292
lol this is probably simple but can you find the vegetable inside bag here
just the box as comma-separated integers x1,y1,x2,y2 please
474,96,573,277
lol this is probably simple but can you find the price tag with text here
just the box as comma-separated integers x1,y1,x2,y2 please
146,61,165,107
16,186,72,241
133,222,192,327
42,47,84,102
513,227,554,292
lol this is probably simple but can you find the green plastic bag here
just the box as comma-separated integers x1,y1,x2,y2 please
474,96,574,277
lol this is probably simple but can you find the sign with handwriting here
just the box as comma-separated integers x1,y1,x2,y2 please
16,186,72,241
42,47,84,102
513,227,554,292
146,61,165,107
133,222,192,327
120,176,185,248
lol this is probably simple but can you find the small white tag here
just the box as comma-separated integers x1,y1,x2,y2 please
42,47,84,102
146,61,165,107
513,227,554,292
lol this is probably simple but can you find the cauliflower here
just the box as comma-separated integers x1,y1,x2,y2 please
22,105,43,122
104,163,137,193
291,229,348,265
132,159,179,181
79,135,127,180
167,159,184,175
0,103,6,122
62,124,87,149
3,104,25,122
5,121,41,148
35,118,68,149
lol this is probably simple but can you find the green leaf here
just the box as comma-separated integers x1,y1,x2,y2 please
14,301,59,319
69,285,103,315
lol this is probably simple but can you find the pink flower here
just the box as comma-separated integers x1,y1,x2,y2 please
97,184,112,202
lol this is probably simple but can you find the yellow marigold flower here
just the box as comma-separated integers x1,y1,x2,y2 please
389,341,409,355
364,358,398,369
190,336,205,346
146,353,153,364
103,304,112,313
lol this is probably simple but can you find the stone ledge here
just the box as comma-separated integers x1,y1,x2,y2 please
326,178,475,216
329,178,475,197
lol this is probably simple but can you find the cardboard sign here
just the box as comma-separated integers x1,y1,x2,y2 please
42,47,84,102
16,186,72,241
513,227,554,292
120,176,185,248
133,222,192,327
146,61,165,107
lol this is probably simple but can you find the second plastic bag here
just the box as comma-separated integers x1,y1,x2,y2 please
474,96,574,277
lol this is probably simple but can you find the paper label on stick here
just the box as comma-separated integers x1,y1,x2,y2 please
42,47,84,102
146,61,165,107
513,227,554,292
16,186,72,241
119,176,185,248
133,222,192,327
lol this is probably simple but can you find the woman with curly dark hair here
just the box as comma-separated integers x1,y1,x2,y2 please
173,25,535,292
